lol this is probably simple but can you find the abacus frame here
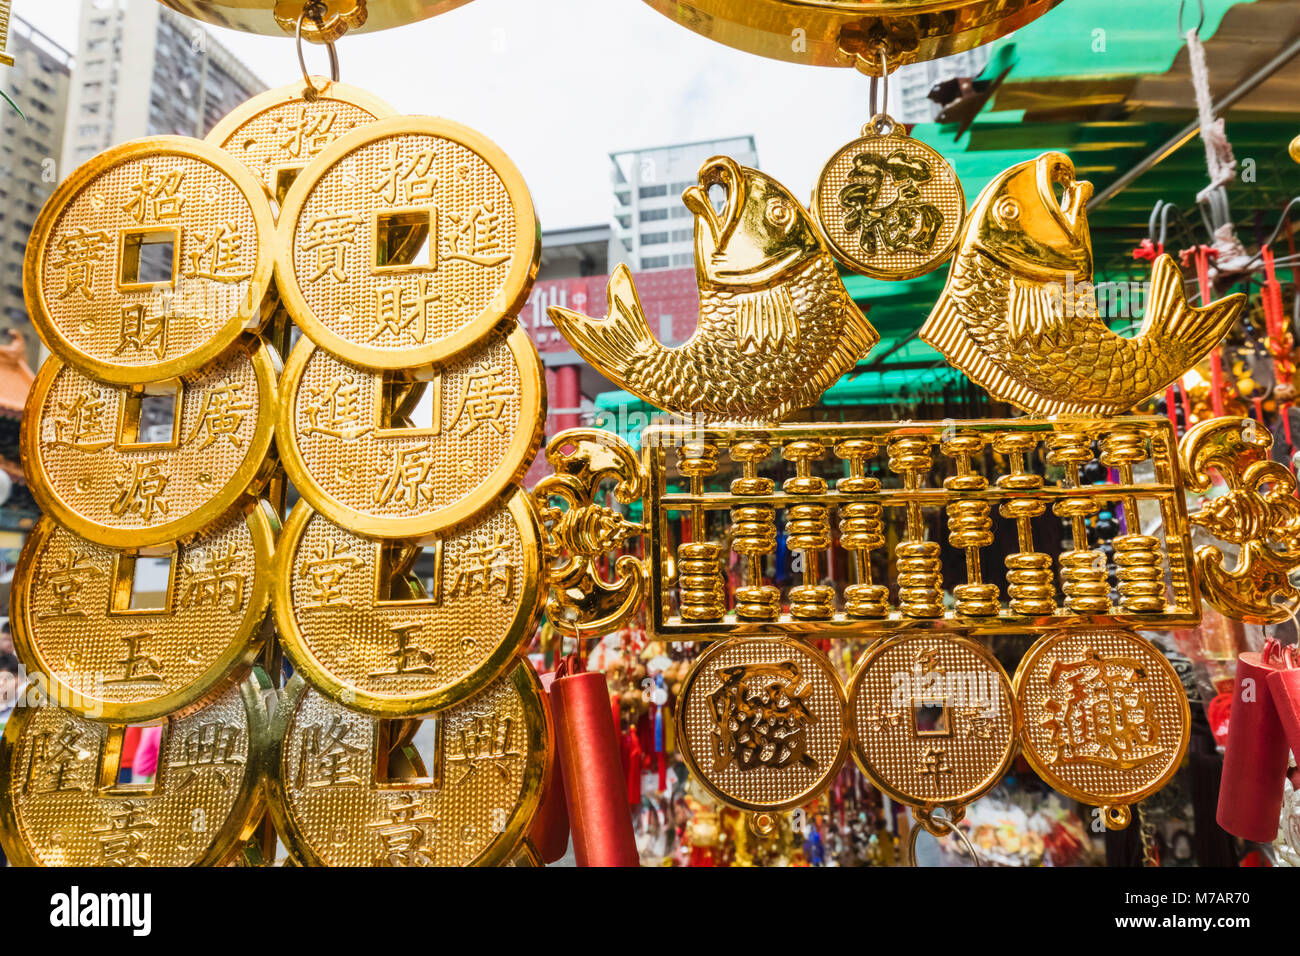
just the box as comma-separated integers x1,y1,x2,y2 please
641,416,1202,640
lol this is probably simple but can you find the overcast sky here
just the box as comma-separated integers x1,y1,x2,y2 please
14,0,879,231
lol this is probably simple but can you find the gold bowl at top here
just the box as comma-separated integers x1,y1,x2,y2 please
641,0,1064,71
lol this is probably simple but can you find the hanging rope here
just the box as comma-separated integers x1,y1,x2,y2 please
1186,26,1253,274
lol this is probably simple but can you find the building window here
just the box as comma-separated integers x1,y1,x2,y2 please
638,184,667,199
640,256,669,269
641,232,669,245
671,229,693,242
639,208,668,222
671,253,694,267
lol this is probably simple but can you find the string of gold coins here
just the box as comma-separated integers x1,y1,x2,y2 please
1,72,552,867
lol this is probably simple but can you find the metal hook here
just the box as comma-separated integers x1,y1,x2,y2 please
296,2,340,99
867,49,893,133
1178,0,1205,36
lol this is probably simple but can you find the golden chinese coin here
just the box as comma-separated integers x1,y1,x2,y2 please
10,503,275,723
25,136,275,385
812,116,964,280
266,661,550,867
675,637,847,813
847,634,1017,815
1014,628,1191,829
22,336,278,548
206,78,395,209
0,676,269,867
276,114,539,369
273,490,541,716
277,323,543,537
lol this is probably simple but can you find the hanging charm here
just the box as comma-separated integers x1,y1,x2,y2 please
813,111,964,280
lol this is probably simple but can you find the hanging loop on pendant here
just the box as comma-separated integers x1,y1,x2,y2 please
866,50,897,136
297,2,341,99
909,806,981,867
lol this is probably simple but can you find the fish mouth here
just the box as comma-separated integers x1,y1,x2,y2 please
1036,152,1093,240
683,156,743,249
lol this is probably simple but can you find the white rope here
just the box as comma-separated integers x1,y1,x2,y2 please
1186,26,1253,274
1187,27,1237,204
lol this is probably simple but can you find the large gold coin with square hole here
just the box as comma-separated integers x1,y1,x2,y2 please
266,663,549,867
847,634,1016,814
22,336,278,548
1014,628,1190,829
676,637,847,813
273,490,541,716
10,503,275,723
206,79,395,210
0,676,268,866
24,136,275,384
277,323,543,537
276,115,539,368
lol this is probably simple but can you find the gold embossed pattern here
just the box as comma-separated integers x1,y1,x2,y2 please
0,678,266,867
813,125,964,281
267,663,548,867
847,634,1016,810
274,490,541,715
278,116,538,369
676,637,846,812
1015,629,1189,810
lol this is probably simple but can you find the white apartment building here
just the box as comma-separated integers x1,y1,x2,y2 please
61,0,264,174
0,15,72,367
609,135,759,272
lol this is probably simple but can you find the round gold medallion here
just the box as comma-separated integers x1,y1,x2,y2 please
276,324,543,537
276,115,539,369
675,637,847,813
266,662,549,867
812,116,964,280
847,634,1017,815
0,676,268,867
273,490,542,716
22,336,278,548
10,503,275,723
206,78,395,209
24,136,275,384
1014,628,1190,829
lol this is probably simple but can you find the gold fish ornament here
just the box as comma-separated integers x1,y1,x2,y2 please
548,156,878,423
812,112,964,280
921,152,1245,417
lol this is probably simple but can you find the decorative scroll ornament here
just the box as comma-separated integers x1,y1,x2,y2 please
1181,416,1300,624
532,429,648,636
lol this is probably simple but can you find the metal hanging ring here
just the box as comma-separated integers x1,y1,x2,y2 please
297,4,341,99
865,50,896,136
1179,0,1205,36
908,807,981,867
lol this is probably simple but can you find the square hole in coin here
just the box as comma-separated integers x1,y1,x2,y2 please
118,227,178,291
373,208,435,271
110,552,176,614
118,384,181,448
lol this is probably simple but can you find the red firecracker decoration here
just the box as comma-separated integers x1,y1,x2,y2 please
550,669,640,866
1217,640,1294,843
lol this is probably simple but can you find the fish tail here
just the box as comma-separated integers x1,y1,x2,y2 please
548,264,655,381
1143,253,1244,363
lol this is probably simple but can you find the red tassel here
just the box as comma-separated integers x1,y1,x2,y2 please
526,670,572,864
550,671,640,866
1217,641,1294,843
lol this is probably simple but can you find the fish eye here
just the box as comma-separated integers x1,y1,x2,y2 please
765,198,795,233
994,197,1021,226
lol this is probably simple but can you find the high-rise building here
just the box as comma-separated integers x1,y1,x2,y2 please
61,0,265,173
0,15,72,369
609,135,758,272
887,47,992,124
